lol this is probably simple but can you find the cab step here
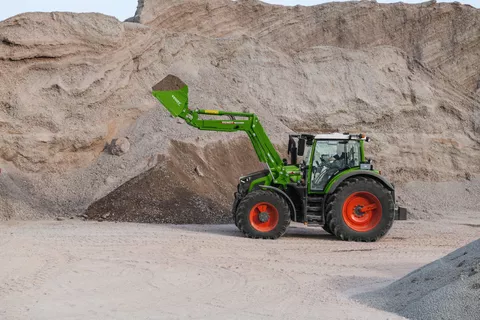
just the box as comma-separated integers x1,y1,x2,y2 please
305,214,323,225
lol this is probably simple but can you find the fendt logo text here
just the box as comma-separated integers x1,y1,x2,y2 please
172,95,181,106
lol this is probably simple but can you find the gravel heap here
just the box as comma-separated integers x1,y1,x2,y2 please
356,239,480,320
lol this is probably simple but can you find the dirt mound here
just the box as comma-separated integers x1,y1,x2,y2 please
0,1,479,221
85,139,262,223
356,239,480,320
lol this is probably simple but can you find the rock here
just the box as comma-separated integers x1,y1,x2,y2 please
1,147,17,161
465,172,472,181
194,166,205,177
56,217,65,221
104,176,115,185
176,118,185,124
107,138,131,156
101,212,111,219
147,155,157,167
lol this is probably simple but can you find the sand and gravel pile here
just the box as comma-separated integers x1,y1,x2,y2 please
0,0,479,222
356,238,480,320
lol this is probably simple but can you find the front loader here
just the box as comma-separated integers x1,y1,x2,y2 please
152,75,405,241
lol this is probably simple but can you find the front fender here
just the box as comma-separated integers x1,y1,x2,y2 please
259,185,297,222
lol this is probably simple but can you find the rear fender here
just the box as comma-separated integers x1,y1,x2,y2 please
320,170,396,224
325,170,395,201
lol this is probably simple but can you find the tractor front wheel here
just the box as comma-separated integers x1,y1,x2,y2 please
236,190,290,239
326,177,394,242
322,223,333,235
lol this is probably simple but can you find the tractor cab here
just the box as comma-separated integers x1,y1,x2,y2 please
289,133,374,192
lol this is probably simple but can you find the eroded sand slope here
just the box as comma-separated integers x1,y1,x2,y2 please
0,1,479,221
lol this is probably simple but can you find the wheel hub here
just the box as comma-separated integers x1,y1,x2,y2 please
258,211,270,222
342,191,383,232
249,202,279,233
353,205,365,217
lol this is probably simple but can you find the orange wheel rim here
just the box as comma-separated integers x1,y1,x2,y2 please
249,202,279,232
342,192,382,232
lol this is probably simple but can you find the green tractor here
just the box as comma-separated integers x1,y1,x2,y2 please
152,75,406,241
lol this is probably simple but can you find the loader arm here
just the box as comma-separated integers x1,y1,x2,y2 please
183,109,283,170
152,75,289,184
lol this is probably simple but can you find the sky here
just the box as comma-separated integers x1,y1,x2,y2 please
0,0,478,22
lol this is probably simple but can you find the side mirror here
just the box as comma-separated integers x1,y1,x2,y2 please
287,137,295,155
297,138,306,156
288,137,297,164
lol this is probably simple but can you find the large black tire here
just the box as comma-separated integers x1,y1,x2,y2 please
233,210,240,229
326,177,394,242
236,190,290,239
322,195,334,235
322,223,333,235
233,215,239,228
232,192,240,229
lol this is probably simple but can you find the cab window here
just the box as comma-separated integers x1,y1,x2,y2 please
310,140,360,191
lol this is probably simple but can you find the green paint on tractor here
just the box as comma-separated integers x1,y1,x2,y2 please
152,75,406,242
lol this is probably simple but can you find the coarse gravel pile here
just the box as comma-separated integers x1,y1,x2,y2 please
356,238,480,320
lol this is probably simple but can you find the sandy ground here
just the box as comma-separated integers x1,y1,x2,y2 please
1,217,479,320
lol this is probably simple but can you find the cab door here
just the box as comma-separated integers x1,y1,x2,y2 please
309,140,360,192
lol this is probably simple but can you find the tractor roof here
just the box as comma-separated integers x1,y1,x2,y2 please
290,132,367,141
315,133,362,140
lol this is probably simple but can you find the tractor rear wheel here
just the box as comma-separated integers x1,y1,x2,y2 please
326,177,394,242
236,190,290,239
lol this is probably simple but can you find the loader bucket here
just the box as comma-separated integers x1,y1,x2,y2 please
152,74,189,117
